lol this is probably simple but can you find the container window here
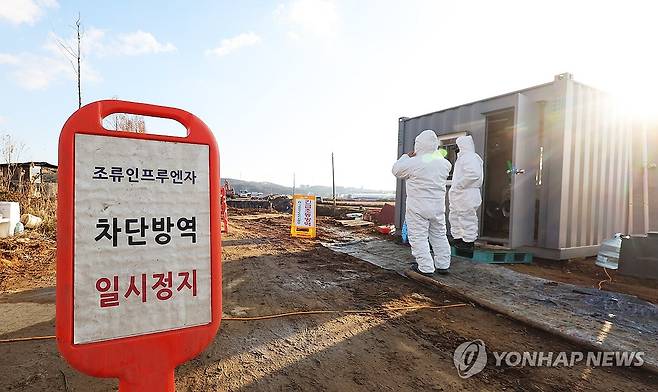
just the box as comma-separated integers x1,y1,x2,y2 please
440,138,459,180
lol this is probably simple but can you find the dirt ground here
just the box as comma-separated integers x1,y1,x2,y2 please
506,258,658,305
1,210,657,391
0,232,56,293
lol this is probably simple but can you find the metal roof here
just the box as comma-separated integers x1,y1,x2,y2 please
400,74,608,122
0,161,58,169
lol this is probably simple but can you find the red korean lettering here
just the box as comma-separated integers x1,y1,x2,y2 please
152,272,173,300
124,274,147,303
177,269,197,297
96,276,119,308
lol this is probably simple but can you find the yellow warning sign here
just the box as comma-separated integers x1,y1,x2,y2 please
291,194,317,238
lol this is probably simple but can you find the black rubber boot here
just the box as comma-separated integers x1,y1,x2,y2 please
411,264,434,277
435,268,450,275
453,238,465,249
456,241,475,258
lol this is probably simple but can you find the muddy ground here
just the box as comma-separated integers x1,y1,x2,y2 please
1,211,657,391
507,258,658,305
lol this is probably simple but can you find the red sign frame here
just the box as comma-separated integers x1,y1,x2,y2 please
56,100,221,391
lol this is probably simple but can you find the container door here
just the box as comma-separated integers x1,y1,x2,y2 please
510,93,540,248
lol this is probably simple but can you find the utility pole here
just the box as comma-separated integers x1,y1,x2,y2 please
331,152,336,215
292,172,296,196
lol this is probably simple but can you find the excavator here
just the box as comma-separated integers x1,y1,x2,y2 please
223,179,235,198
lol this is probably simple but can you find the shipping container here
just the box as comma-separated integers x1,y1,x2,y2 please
395,73,657,259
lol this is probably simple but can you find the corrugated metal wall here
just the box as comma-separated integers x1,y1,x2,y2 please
629,121,658,235
649,127,658,232
559,82,633,248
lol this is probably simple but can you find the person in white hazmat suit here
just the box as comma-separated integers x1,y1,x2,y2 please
448,135,484,250
392,130,452,276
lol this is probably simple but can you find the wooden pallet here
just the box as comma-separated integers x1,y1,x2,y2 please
335,219,375,227
451,246,532,264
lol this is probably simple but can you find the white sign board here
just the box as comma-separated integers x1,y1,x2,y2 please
293,197,315,228
73,134,211,344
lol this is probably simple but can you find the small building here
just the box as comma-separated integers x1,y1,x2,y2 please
395,73,657,260
0,161,58,197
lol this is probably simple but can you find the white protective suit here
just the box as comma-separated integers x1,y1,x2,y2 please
392,130,452,273
448,135,484,243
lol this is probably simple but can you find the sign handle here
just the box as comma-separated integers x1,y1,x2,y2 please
96,100,196,138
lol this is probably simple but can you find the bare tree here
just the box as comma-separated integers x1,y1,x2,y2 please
103,97,147,133
115,114,146,133
0,134,26,193
56,13,83,108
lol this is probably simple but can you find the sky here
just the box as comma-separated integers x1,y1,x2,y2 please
1,0,657,191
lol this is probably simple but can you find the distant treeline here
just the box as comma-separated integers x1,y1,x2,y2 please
221,178,393,198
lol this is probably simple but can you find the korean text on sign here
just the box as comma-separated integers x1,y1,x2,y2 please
95,216,197,246
93,166,197,184
294,198,315,228
96,269,198,308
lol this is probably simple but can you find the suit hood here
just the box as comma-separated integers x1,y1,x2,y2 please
456,135,475,153
414,130,439,154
